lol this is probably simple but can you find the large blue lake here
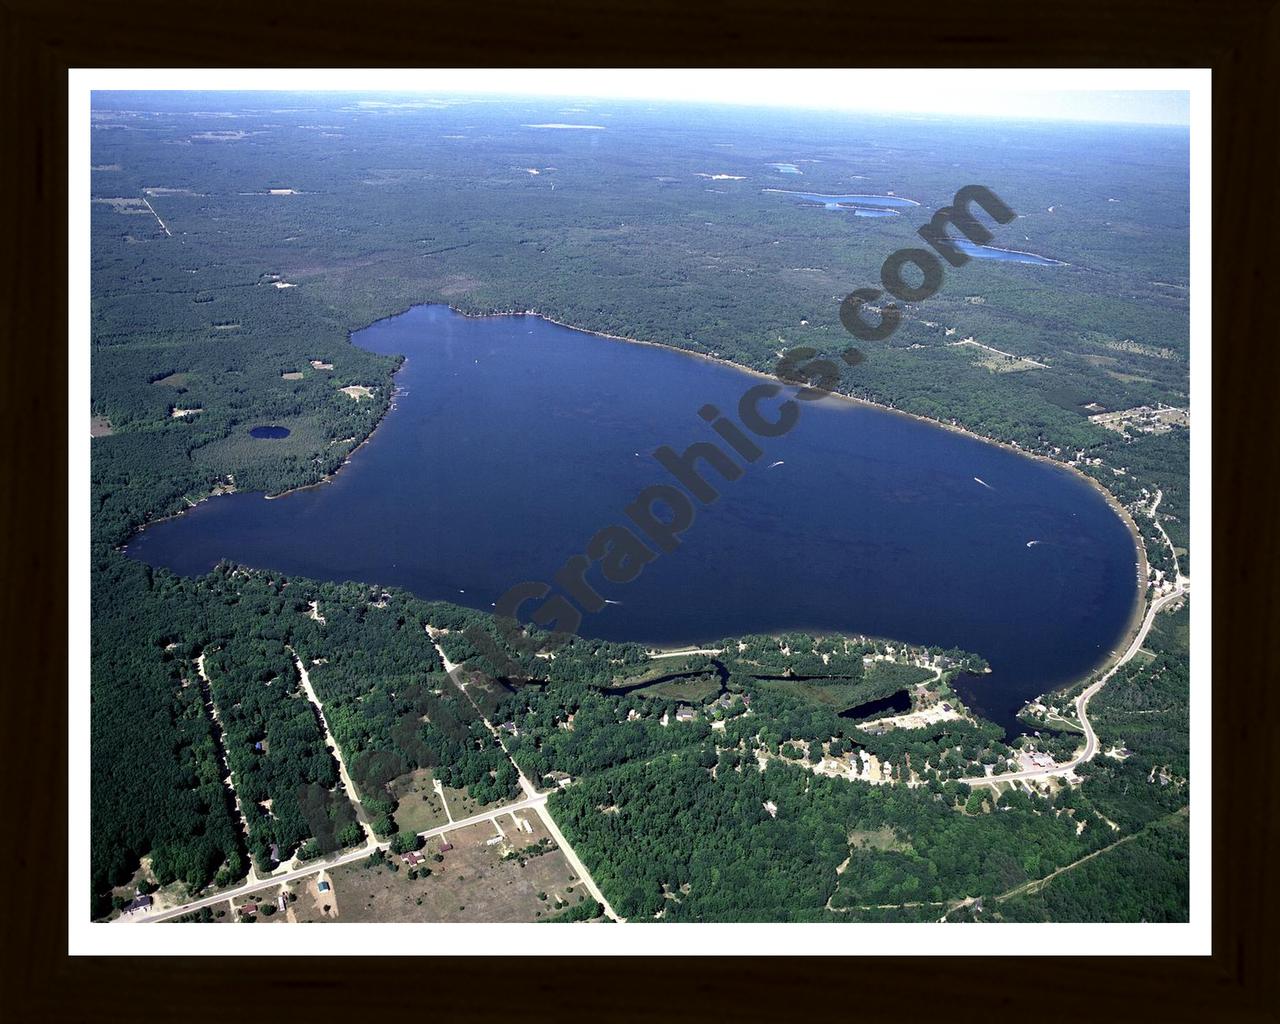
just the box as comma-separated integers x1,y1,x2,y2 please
126,304,1139,732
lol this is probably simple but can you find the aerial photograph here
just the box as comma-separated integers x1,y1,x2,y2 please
84,73,1196,935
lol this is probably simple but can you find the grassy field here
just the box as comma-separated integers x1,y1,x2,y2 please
847,826,912,853
388,769,451,834
605,655,709,688
441,784,504,822
638,674,723,703
755,678,871,709
291,815,586,922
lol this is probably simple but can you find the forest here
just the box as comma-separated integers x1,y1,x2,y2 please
548,749,1114,920
87,93,1191,922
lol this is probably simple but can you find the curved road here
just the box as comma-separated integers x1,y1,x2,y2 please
962,579,1187,787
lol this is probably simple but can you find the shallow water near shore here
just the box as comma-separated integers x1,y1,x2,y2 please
126,304,1140,734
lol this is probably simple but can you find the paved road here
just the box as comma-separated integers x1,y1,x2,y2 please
135,794,548,924
962,580,1188,787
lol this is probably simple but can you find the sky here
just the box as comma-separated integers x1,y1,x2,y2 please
85,69,1200,126
414,70,1194,126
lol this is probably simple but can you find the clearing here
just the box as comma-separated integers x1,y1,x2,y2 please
387,769,451,834
152,372,190,387
291,817,587,922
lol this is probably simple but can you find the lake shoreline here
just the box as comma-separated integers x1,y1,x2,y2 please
443,303,1151,711
132,300,1150,728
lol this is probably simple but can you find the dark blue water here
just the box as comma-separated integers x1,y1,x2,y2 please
250,425,291,439
126,305,1138,733
839,690,913,721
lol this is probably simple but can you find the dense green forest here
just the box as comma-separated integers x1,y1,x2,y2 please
88,93,1191,922
547,750,1115,920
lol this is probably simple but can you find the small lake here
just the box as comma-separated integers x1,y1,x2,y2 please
126,305,1138,734
250,425,291,439
764,191,1063,259
765,190,920,216
951,237,1064,266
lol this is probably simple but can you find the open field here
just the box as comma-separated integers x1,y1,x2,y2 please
290,816,586,922
638,674,723,703
388,769,451,834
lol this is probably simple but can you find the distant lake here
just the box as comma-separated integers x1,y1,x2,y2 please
250,425,291,438
764,190,1064,260
764,190,920,216
951,237,1065,266
126,305,1138,733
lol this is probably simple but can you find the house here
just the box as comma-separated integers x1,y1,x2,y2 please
941,703,953,712
498,721,519,736
268,843,280,864
252,740,265,753
317,880,331,893
543,770,572,789
762,800,778,819
277,895,288,913
437,840,453,853
674,706,697,723
401,851,424,867
121,895,153,915
239,902,258,917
